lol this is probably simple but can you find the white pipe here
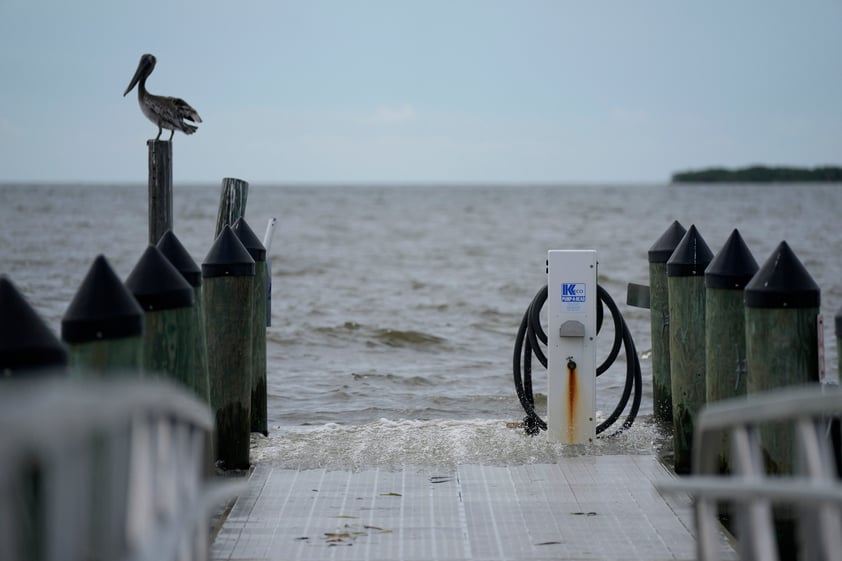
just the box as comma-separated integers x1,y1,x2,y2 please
263,217,278,255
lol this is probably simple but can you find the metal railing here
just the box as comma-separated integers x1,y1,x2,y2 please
0,377,241,561
658,385,842,561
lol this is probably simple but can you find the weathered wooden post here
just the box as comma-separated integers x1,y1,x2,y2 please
215,178,248,238
666,225,713,474
704,229,758,473
147,140,173,245
0,276,67,376
157,231,215,474
837,307,842,382
0,276,66,557
745,240,821,558
156,229,211,403
830,308,842,478
836,307,842,475
745,241,821,474
648,220,687,425
125,245,197,392
232,217,268,436
705,229,758,404
203,226,255,469
62,255,145,375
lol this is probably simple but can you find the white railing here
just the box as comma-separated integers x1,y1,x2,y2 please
658,385,842,561
0,377,242,561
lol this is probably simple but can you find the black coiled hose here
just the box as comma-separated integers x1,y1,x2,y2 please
512,284,642,437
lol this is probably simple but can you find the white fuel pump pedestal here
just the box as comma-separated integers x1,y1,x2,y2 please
546,250,597,444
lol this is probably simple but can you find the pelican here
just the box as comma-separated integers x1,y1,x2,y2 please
123,54,202,141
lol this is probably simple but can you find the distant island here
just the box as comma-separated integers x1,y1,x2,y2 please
671,165,842,183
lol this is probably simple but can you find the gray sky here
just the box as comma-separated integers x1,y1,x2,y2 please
1,0,840,184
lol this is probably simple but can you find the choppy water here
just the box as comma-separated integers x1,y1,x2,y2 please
2,183,840,467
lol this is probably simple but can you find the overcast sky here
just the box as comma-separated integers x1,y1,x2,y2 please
1,1,840,184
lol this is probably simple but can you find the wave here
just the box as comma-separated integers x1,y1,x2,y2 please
311,322,447,349
350,371,435,387
250,417,668,470
371,327,447,348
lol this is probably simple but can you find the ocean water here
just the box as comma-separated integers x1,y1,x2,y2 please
2,182,840,468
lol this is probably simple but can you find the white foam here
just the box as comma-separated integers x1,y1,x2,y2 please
250,416,667,470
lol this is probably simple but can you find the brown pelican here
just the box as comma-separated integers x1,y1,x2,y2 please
123,54,202,141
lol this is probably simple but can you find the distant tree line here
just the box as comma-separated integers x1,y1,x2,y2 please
671,165,842,183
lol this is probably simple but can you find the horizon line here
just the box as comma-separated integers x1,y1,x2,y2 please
0,179,673,188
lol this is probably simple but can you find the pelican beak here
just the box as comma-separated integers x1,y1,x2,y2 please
123,54,155,96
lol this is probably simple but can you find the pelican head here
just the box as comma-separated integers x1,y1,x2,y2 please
124,54,156,96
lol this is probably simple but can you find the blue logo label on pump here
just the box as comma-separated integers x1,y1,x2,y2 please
561,283,586,303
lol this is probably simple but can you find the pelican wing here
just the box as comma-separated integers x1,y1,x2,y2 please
172,97,202,123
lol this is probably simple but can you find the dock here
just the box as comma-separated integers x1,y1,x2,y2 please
211,455,736,561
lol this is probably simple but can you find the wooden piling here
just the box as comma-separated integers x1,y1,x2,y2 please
831,308,842,478
232,217,269,436
704,228,758,473
837,308,842,382
705,229,758,404
125,245,197,392
745,241,820,474
648,220,686,425
666,225,713,474
62,255,144,375
215,178,248,239
147,140,173,245
203,226,256,470
155,232,215,477
156,230,211,403
0,276,67,376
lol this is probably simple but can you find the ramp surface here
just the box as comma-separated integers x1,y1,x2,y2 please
211,455,735,561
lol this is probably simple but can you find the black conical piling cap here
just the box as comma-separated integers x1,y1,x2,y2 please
62,255,144,343
705,229,759,289
232,217,266,262
125,246,195,311
0,276,67,372
745,241,820,309
156,230,202,287
202,225,256,278
667,225,714,277
649,220,687,263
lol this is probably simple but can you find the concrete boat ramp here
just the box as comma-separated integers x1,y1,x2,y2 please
211,455,736,561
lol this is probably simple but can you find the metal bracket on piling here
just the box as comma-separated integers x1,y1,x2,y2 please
626,283,650,309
